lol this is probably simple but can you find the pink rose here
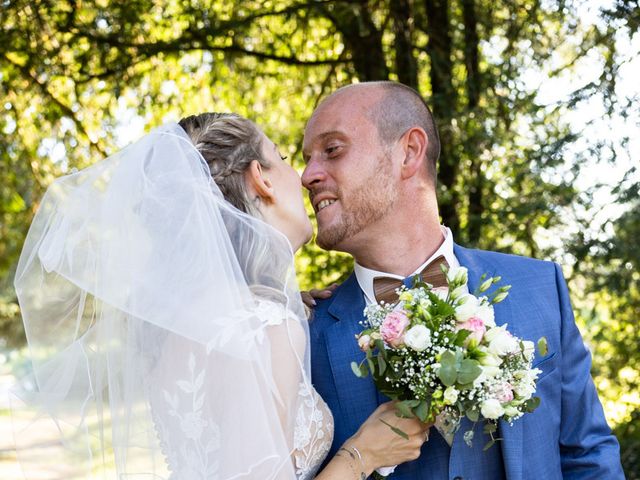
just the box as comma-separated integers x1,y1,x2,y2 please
380,310,410,347
492,382,514,403
456,316,486,344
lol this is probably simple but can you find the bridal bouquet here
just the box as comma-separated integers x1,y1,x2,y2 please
352,266,547,453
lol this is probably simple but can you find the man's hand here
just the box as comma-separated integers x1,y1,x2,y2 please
301,283,338,307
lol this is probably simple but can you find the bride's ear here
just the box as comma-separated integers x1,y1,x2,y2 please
245,160,275,204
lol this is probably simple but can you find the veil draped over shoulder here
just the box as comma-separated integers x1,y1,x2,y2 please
10,123,314,479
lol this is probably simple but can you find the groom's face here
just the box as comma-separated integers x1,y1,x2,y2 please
302,88,399,253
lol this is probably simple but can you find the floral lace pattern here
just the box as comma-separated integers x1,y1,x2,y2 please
151,353,221,479
152,356,334,480
293,381,334,480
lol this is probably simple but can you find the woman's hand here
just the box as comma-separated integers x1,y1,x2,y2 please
343,402,432,476
300,283,338,307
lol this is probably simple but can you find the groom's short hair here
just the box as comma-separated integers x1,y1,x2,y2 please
368,82,440,186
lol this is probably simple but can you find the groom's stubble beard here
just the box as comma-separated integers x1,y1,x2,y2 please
316,154,397,252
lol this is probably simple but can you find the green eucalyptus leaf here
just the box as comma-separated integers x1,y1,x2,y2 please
415,400,430,423
524,396,541,413
466,409,480,422
438,350,458,386
457,359,482,384
483,422,497,435
378,352,387,376
395,401,416,418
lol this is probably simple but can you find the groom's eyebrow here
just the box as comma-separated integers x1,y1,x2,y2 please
302,130,346,162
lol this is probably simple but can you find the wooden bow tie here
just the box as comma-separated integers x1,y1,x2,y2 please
372,255,449,304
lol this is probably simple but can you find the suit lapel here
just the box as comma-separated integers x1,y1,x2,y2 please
325,274,380,435
454,244,523,480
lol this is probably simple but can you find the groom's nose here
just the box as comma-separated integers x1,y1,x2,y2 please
301,157,326,191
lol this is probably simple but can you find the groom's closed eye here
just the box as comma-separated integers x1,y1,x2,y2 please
325,145,341,156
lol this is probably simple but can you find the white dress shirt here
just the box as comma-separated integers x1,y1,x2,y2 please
354,226,461,306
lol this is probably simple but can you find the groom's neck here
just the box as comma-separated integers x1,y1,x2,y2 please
349,213,444,277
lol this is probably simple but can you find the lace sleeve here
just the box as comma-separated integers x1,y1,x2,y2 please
255,300,334,480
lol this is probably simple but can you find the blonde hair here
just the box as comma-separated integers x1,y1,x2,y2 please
178,112,270,215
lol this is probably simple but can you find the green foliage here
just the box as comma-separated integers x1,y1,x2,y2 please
0,0,638,473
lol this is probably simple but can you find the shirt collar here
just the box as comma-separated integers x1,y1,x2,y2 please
354,226,460,305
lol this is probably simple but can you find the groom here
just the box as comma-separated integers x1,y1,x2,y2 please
301,81,624,479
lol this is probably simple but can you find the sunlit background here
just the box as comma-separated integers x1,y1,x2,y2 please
1,0,638,478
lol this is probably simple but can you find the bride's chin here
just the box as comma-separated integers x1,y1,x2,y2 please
294,222,314,252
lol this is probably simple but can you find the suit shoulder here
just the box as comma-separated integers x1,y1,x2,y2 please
456,245,560,280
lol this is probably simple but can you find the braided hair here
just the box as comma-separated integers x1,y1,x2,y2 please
178,113,269,215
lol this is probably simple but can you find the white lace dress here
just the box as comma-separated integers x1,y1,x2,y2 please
147,300,334,480
292,381,334,479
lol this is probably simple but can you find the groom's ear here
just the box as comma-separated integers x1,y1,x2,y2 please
245,160,275,204
400,127,429,180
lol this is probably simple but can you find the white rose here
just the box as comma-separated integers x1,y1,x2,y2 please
485,326,519,356
476,303,496,327
480,399,505,420
514,381,536,399
455,294,479,322
404,325,432,352
443,386,459,405
446,266,468,285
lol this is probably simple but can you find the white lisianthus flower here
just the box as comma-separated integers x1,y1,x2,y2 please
455,294,480,322
404,325,432,351
443,386,459,405
521,340,535,361
485,325,519,356
475,303,496,327
486,366,503,379
446,266,468,285
479,349,503,367
473,369,487,387
480,399,505,419
450,285,467,300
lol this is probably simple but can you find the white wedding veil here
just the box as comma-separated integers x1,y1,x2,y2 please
10,123,314,479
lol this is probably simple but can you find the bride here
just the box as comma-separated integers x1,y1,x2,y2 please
11,113,429,479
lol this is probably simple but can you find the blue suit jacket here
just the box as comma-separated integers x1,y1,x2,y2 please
310,245,624,479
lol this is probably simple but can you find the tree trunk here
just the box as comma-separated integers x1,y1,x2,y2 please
461,0,484,245
325,1,389,80
423,0,459,234
391,0,418,89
